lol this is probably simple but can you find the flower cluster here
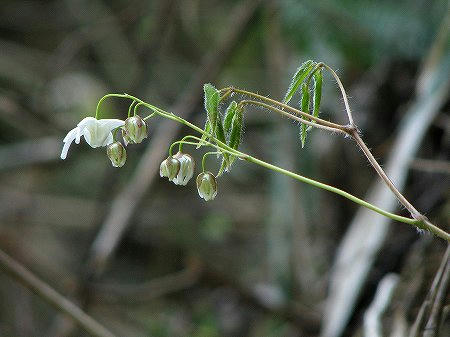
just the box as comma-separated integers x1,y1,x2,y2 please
62,114,219,201
61,115,148,167
160,152,218,201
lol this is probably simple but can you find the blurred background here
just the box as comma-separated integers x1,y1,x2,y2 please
0,0,449,336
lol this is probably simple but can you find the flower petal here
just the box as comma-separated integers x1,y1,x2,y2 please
84,118,124,148
102,132,114,146
61,128,78,159
76,127,81,144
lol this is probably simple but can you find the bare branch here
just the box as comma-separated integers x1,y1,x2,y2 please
0,248,116,337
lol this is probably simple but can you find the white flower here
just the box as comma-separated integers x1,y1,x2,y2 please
61,117,124,159
196,172,218,201
171,152,195,185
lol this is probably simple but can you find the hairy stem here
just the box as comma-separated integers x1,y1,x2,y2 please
320,63,355,126
220,87,346,130
239,99,346,134
95,93,450,241
349,129,424,220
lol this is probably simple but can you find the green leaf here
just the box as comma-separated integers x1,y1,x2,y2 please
197,121,211,149
229,105,243,149
215,114,227,146
223,101,237,133
283,60,315,104
203,83,219,134
215,113,230,168
228,105,244,167
217,157,228,176
300,82,310,148
312,69,322,119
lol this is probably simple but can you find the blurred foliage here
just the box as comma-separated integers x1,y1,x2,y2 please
0,0,449,336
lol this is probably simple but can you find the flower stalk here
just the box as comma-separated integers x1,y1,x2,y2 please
65,61,449,241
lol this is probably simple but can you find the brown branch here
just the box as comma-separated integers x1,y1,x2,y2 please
423,250,450,337
349,129,424,221
0,248,116,337
90,258,202,304
409,245,450,337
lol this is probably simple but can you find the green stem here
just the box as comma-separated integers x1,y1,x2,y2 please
244,154,440,232
202,152,221,172
127,101,136,117
168,141,202,156
95,93,131,119
96,93,450,242
219,87,345,130
133,102,148,116
239,100,345,134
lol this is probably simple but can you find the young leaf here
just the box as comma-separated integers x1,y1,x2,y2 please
300,82,310,148
203,83,219,134
223,101,237,133
196,121,211,149
217,157,228,176
229,105,243,150
215,114,227,146
228,105,244,166
283,60,315,104
313,69,322,118
215,114,230,167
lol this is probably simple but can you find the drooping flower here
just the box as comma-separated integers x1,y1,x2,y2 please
196,172,218,201
61,117,124,159
160,156,181,180
122,115,147,145
171,152,195,185
106,142,127,167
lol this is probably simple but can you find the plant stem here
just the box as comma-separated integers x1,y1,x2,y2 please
243,155,418,226
202,151,221,172
239,99,345,134
349,129,424,220
0,248,116,337
98,93,450,241
320,63,355,126
95,93,130,119
221,87,345,130
127,101,135,117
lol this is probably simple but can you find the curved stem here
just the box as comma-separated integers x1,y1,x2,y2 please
127,101,136,117
243,154,449,241
99,93,449,241
220,87,345,130
321,63,355,126
220,64,353,128
202,151,221,172
349,129,424,220
133,102,148,116
239,100,346,135
169,141,202,156
95,93,131,119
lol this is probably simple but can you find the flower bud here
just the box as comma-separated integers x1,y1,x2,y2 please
172,152,195,185
106,142,127,167
122,115,147,144
160,156,181,180
196,172,218,201
121,128,133,146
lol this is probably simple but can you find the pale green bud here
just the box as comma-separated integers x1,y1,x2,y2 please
160,156,181,180
171,152,195,185
122,115,147,144
121,128,133,146
196,172,217,201
106,142,127,167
